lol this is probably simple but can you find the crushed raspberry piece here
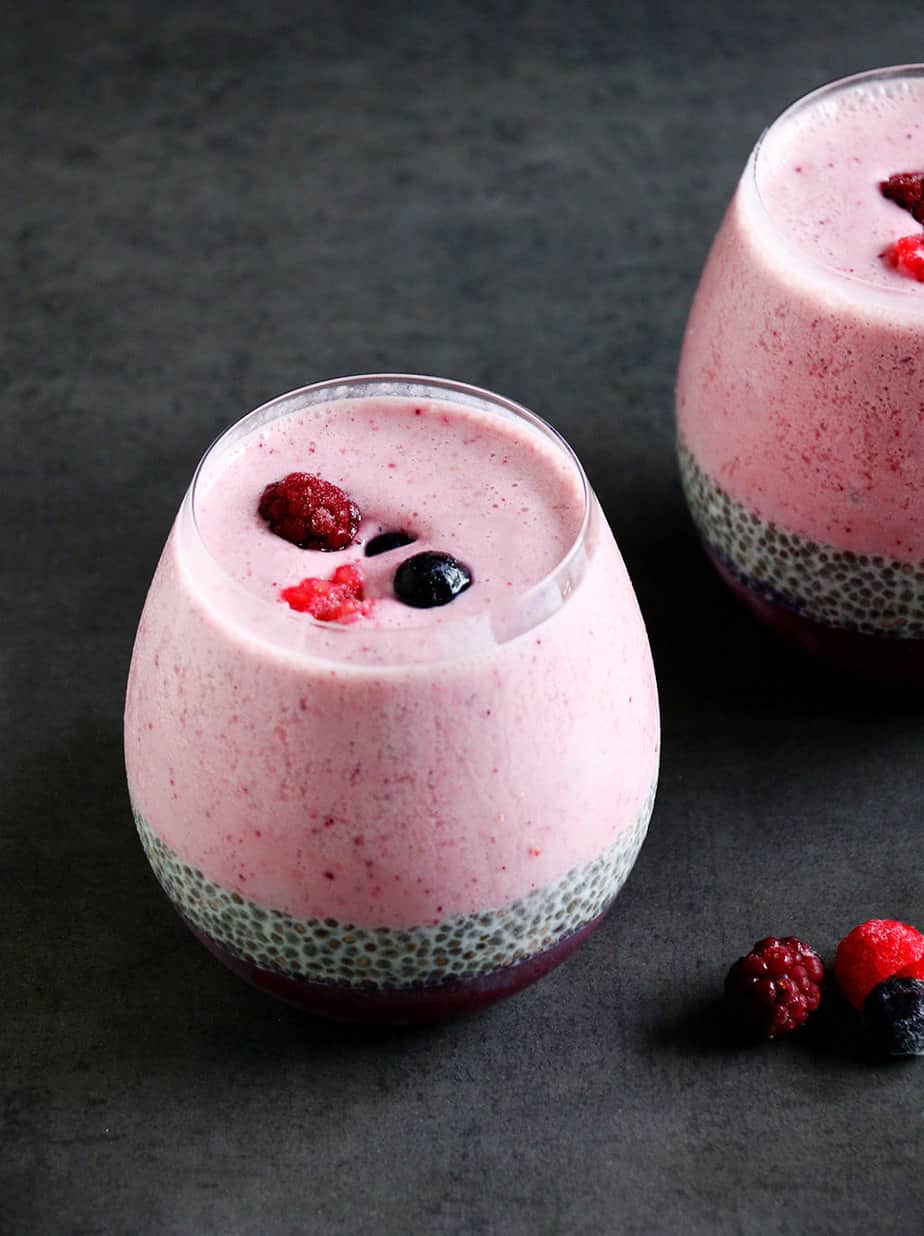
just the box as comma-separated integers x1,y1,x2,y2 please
280,563,371,623
880,172,924,223
258,473,361,550
724,936,825,1039
881,234,924,282
894,956,924,982
834,919,924,1010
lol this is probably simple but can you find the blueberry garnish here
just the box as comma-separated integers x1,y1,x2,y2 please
393,551,473,608
365,530,416,557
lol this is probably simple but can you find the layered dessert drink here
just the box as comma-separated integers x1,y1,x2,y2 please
125,376,659,1022
677,67,924,679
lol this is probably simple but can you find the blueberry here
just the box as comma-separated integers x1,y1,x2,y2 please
393,551,473,608
364,530,416,557
863,977,924,1057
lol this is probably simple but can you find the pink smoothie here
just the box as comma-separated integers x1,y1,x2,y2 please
125,380,659,934
678,68,924,560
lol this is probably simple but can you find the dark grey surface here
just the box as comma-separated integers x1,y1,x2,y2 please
4,2,923,1233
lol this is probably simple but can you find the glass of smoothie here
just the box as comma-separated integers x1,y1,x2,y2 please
124,375,660,1023
677,65,924,681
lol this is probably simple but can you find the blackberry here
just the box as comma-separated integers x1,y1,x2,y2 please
724,936,824,1039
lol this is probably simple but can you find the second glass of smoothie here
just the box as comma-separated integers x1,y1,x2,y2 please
125,375,660,1022
677,66,924,681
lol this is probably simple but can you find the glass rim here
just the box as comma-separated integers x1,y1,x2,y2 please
180,373,593,667
746,63,924,308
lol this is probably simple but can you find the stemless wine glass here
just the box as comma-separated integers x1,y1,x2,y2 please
677,66,924,681
125,375,660,1023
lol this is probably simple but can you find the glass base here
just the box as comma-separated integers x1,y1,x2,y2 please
187,913,606,1024
709,550,924,685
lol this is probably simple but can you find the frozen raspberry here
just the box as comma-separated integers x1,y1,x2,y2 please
880,172,924,223
894,956,924,982
258,473,361,550
881,234,924,282
280,563,371,623
724,936,825,1039
863,977,924,1057
834,919,924,1010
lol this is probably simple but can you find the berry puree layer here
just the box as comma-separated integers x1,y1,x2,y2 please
124,377,660,1021
677,68,924,677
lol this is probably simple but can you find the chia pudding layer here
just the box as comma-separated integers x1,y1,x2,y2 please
679,440,924,638
134,780,654,1018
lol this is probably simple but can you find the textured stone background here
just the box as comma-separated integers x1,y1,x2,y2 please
3,2,922,1232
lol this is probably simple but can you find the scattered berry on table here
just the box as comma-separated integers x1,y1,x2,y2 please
863,977,924,1058
895,957,924,982
258,472,361,550
393,551,473,608
724,936,825,1039
364,530,416,557
834,919,924,1010
280,563,370,623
